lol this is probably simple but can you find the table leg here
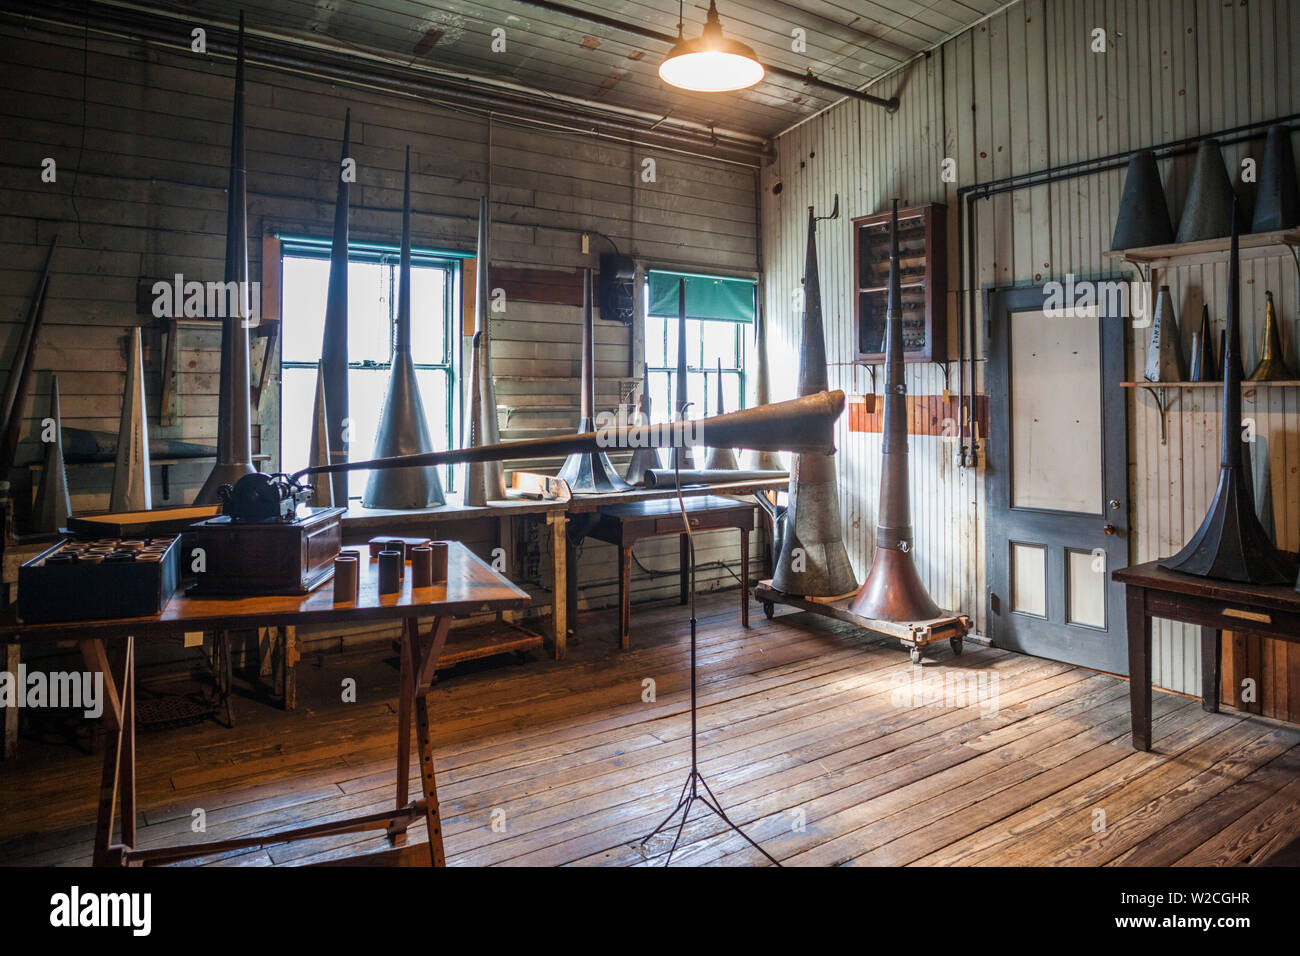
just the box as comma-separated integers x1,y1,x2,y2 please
740,527,750,628
2,641,18,759
549,511,567,660
408,616,451,866
619,545,632,651
79,637,130,866
1200,626,1222,714
389,619,414,844
679,534,689,605
1126,588,1152,752
121,638,136,852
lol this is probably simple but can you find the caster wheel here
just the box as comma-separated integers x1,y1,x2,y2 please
762,600,775,620
950,636,964,656
909,646,922,665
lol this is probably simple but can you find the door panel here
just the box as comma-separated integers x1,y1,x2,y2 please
986,285,1129,674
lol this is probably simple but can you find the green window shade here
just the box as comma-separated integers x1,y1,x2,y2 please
648,270,755,323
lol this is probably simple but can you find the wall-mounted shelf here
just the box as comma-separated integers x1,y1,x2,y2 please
1121,380,1300,445
1104,229,1300,278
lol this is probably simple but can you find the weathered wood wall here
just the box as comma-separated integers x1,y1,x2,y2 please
0,17,761,646
762,0,1300,704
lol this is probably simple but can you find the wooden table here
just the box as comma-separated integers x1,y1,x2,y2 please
1113,560,1300,752
0,542,529,866
585,495,757,650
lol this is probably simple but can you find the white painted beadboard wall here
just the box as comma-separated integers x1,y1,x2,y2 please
761,0,1300,695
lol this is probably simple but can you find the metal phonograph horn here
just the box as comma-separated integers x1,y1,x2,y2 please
464,195,507,505
361,146,446,508
622,379,663,485
1246,291,1295,382
670,277,695,470
744,300,784,472
767,197,858,599
196,12,256,504
641,468,787,489
703,358,740,470
849,200,943,623
290,390,846,486
317,108,352,506
557,268,632,492
1160,202,1298,584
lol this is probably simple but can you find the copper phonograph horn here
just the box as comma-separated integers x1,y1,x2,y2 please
1160,201,1298,584
361,146,447,508
768,196,858,599
196,11,257,504
317,108,352,505
849,199,943,622
557,267,632,492
464,195,508,505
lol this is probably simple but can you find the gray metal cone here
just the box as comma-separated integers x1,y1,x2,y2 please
307,363,334,507
744,301,784,472
1143,286,1188,382
1112,151,1174,250
1190,305,1217,382
464,195,507,505
703,358,740,470
111,327,152,511
623,384,663,485
1177,140,1237,243
1252,126,1300,233
33,375,71,532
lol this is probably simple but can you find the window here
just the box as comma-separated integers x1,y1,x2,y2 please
644,270,756,424
279,239,460,500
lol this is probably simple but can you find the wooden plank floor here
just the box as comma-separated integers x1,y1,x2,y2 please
2,590,1299,867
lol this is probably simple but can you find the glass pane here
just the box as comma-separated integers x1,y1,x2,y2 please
280,365,316,480
350,261,392,364
280,258,330,364
646,314,668,367
1012,543,1047,617
346,368,386,501
1010,309,1103,514
664,316,682,369
702,320,735,369
647,371,671,423
1068,549,1106,628
410,266,448,364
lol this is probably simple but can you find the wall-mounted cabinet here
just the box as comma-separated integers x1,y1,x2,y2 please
853,202,947,364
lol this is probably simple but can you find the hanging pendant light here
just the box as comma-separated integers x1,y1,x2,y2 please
659,0,764,93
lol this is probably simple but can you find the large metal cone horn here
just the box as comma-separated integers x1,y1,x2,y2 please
1176,140,1238,243
850,200,942,622
111,327,152,512
1112,150,1174,250
33,374,71,532
196,12,256,503
1143,285,1188,382
362,147,446,509
307,362,333,507
558,269,631,492
464,195,507,505
1251,125,1300,233
1160,203,1298,584
623,381,663,485
1189,305,1218,382
771,204,857,598
1246,291,1295,381
670,277,695,470
318,109,351,505
703,359,740,470
744,300,784,472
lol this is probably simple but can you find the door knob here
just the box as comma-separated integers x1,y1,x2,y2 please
1103,524,1116,536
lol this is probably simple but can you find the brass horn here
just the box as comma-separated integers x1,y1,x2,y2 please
770,198,858,599
294,391,845,484
1161,201,1298,584
318,108,351,505
557,268,632,492
464,195,507,504
196,12,256,503
849,200,943,622
1246,291,1295,381
361,146,446,508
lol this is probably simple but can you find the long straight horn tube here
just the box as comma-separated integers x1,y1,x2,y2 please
464,194,507,504
294,390,845,483
1,234,57,474
850,200,942,621
319,108,351,505
196,11,256,503
671,276,694,469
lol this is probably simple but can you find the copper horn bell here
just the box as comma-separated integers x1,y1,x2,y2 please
1160,202,1298,584
196,13,256,504
770,198,858,599
557,269,631,492
464,195,507,505
1246,291,1295,381
361,146,446,509
744,299,784,472
703,358,740,470
849,200,943,622
296,391,846,484
317,108,351,506
622,380,663,485
671,277,695,469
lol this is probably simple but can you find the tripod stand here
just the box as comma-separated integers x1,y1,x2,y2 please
637,456,780,867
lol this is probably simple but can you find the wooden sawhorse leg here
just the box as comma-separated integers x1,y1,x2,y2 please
548,511,567,660
391,616,452,866
79,636,135,867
